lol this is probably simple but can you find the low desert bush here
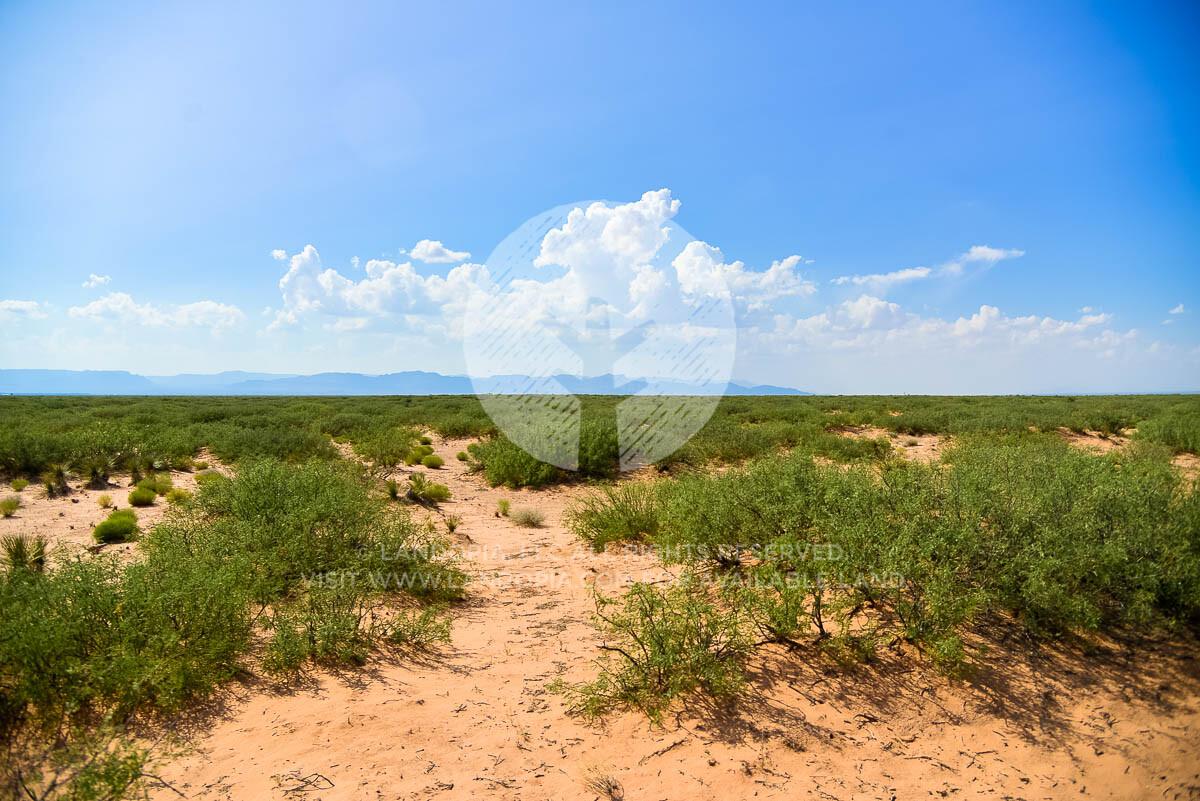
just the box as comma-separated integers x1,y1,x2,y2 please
497,499,510,516
0,495,20,518
128,487,156,507
406,473,451,505
97,493,113,508
456,451,469,462
11,478,28,492
93,509,138,543
444,514,461,534
468,437,561,488
418,435,432,446
510,507,545,528
421,454,444,469
386,478,401,500
554,578,752,722
567,483,660,551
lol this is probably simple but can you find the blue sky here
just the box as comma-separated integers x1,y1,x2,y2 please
1,0,1197,392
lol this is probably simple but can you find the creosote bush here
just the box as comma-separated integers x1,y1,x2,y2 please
421,454,444,469
554,578,752,722
561,434,1200,719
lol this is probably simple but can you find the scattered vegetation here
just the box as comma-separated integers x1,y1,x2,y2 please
561,433,1200,720
1,458,465,799
444,514,461,534
421,454,444,469
11,478,28,492
497,499,510,517
97,493,113,509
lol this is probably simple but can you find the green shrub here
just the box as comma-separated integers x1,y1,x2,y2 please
510,507,545,528
456,451,469,462
554,579,752,722
567,483,659,550
468,437,561,488
93,509,138,543
128,487,156,507
386,478,400,500
444,514,461,534
11,478,28,492
97,493,113,508
497,499,510,516
421,454,444,469
0,495,20,518
418,435,433,446
407,473,451,505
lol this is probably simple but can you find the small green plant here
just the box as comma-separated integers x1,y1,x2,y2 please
497,499,511,516
0,495,20,518
510,507,545,528
456,451,469,462
421,454,444,469
128,487,156,507
93,509,138,543
386,478,401,500
166,488,193,504
11,478,29,492
567,483,660,551
193,460,210,470
407,473,451,505
418,435,433,446
97,493,113,508
444,514,461,534
2,533,47,572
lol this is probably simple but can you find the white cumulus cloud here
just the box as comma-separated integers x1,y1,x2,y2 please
409,239,471,264
1169,303,1185,315
81,273,111,289
68,293,245,331
0,300,47,321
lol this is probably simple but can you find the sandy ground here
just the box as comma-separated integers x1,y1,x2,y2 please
0,460,217,558
834,425,945,463
8,439,1199,799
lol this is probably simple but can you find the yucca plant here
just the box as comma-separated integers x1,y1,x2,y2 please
2,533,47,572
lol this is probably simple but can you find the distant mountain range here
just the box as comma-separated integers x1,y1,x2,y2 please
0,369,808,396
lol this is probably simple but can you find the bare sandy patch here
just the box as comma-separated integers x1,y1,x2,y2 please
1058,428,1131,454
0,467,212,559
834,425,945,463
